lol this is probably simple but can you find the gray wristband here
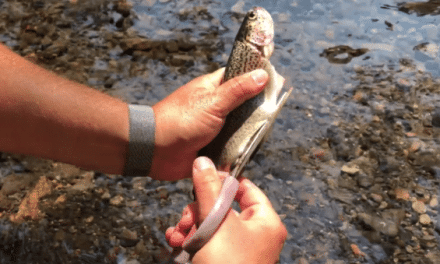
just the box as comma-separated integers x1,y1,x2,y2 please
123,104,155,176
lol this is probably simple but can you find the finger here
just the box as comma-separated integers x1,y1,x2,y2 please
235,178,273,212
192,157,223,224
166,225,188,248
214,69,268,117
177,203,197,231
203,67,226,90
165,227,175,243
217,171,230,180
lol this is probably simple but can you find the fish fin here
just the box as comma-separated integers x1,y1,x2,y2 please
230,87,293,177
230,120,269,177
261,60,285,104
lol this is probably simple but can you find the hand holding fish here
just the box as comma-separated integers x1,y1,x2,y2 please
150,67,270,181
166,157,287,264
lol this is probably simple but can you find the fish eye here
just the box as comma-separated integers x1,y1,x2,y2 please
248,11,257,20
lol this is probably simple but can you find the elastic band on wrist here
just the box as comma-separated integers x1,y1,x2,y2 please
123,104,155,176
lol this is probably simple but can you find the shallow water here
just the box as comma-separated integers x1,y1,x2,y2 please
1,0,440,263
123,1,440,262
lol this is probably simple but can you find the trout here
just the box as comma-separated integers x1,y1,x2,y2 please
200,7,292,175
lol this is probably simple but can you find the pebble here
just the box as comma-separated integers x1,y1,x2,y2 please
55,194,67,205
265,174,275,181
310,148,331,161
121,228,138,240
101,190,111,199
350,244,366,258
156,186,168,199
341,164,360,175
429,195,438,207
419,214,431,225
370,193,383,203
372,115,381,123
297,257,309,264
132,177,149,190
405,132,417,137
378,201,388,209
109,194,124,206
412,200,426,214
395,188,410,201
170,54,193,67
408,141,422,152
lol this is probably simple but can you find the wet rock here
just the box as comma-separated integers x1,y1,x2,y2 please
10,176,53,223
20,156,53,172
0,193,12,210
175,179,192,193
1,173,39,196
394,188,410,201
412,200,426,214
319,45,369,64
156,186,168,199
74,233,94,250
429,195,438,207
328,189,354,204
104,77,115,89
356,173,374,188
120,228,139,247
350,243,366,258
165,40,179,53
54,229,66,241
152,48,168,61
379,156,400,173
370,193,383,203
296,257,309,264
177,39,196,51
51,162,81,180
132,177,150,190
71,172,94,191
41,39,68,60
170,54,193,67
378,201,388,209
109,194,124,206
120,38,162,52
341,164,360,175
101,190,111,200
114,0,132,17
419,214,431,225
358,209,405,236
54,194,67,206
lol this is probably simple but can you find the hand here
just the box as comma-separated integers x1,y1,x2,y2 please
150,68,269,181
166,157,287,264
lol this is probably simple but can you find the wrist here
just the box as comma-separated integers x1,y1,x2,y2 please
123,104,156,176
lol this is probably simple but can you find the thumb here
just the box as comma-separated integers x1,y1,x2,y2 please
192,157,223,224
214,69,268,118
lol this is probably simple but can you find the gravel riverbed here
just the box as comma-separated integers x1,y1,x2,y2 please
1,0,440,263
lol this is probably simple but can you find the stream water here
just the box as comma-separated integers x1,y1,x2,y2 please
0,0,440,263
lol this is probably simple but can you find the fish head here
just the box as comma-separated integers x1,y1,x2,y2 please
236,7,274,57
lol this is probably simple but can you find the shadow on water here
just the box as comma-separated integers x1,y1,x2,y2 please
0,0,440,263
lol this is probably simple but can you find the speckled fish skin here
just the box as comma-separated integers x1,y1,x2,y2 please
200,7,291,174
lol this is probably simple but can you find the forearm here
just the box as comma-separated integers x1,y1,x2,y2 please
0,44,129,174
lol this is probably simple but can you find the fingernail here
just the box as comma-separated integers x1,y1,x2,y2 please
251,69,268,86
194,157,214,172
